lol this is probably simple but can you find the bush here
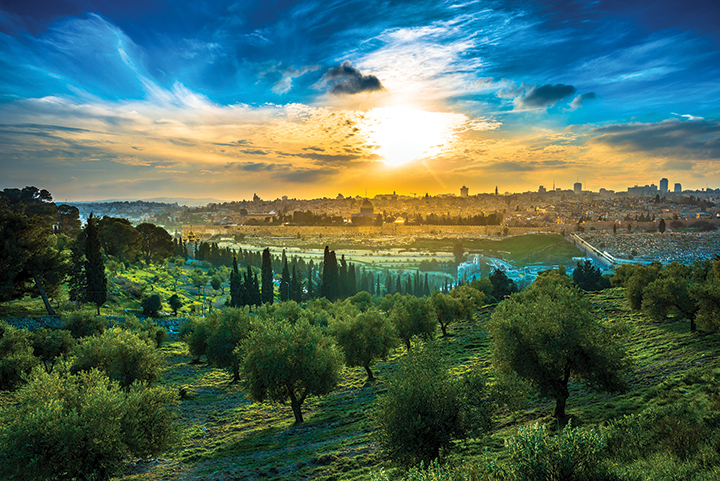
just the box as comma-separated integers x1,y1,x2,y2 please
141,294,162,317
31,328,75,373
179,315,216,362
123,314,168,348
63,311,107,338
503,422,612,481
72,327,164,388
0,369,178,481
0,321,39,390
375,345,491,467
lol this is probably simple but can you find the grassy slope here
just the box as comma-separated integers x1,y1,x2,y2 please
116,287,720,480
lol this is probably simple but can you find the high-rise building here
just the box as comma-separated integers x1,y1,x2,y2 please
460,185,469,197
674,183,682,193
660,178,669,194
574,182,582,194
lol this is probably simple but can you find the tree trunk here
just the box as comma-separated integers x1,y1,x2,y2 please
554,365,571,423
289,392,304,423
232,363,240,383
690,317,696,332
364,364,375,382
405,338,412,352
440,322,447,337
33,271,56,316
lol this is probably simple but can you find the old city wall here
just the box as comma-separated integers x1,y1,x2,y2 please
182,224,570,240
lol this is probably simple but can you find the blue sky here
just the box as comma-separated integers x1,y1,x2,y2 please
1,0,718,201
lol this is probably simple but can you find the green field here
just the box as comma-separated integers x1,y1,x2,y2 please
111,287,720,480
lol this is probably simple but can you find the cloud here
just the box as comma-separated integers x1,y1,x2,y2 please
258,63,320,95
226,162,281,172
589,118,720,159
513,83,577,110
569,92,597,110
271,167,337,183
316,61,384,95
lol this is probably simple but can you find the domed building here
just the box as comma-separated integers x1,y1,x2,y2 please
360,199,374,216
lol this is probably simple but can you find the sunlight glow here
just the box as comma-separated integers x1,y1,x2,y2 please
359,107,467,166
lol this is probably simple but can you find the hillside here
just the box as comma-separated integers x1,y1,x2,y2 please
116,287,720,480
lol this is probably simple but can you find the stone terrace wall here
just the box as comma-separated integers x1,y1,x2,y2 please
3,316,188,340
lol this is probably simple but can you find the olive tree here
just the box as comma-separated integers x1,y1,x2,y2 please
205,308,253,382
72,327,164,388
375,344,493,466
331,307,398,381
488,277,629,421
240,319,343,423
0,369,178,481
390,295,437,351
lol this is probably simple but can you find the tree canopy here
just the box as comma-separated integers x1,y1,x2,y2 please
488,275,629,421
241,319,343,423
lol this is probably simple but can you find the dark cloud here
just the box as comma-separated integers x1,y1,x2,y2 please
515,83,577,109
455,159,572,173
238,149,269,156
271,167,337,183
589,118,720,159
318,61,384,95
213,140,250,147
226,162,281,172
278,150,361,165
569,92,597,110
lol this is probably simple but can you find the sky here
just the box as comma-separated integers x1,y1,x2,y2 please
1,0,719,202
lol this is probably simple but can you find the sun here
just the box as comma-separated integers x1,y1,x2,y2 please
359,106,466,167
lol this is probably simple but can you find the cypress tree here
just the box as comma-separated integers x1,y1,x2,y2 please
396,275,402,295
290,264,302,302
262,247,273,304
280,252,290,302
307,262,314,300
386,271,393,295
321,246,331,299
83,213,107,315
68,242,85,309
348,263,357,296
424,273,430,296
339,255,348,298
376,275,381,297
230,256,241,307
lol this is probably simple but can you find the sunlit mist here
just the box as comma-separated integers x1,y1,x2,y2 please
360,107,467,167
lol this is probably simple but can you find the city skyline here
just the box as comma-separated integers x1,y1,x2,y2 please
1,0,719,201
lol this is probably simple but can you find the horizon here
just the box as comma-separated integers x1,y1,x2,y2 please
1,0,719,201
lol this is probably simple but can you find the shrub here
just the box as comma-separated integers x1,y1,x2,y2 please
0,369,178,481
503,422,611,481
141,293,162,317
375,345,492,467
123,314,168,348
168,293,183,316
63,310,107,338
72,327,164,388
31,328,75,373
0,321,39,390
179,315,216,362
